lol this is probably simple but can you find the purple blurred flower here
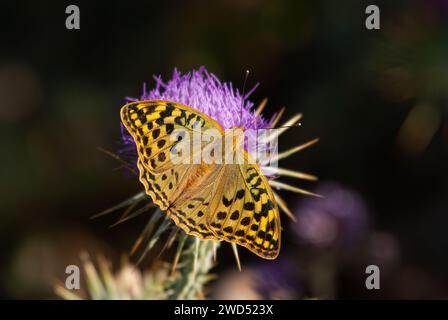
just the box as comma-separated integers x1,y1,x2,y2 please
253,256,304,299
294,182,370,250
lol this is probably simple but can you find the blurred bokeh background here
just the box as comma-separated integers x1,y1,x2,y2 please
1,0,447,299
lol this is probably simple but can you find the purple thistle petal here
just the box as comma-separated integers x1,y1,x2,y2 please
128,67,268,130
120,67,272,166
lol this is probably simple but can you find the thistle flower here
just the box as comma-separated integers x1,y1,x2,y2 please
121,66,319,218
95,67,317,299
126,66,267,130
121,67,271,173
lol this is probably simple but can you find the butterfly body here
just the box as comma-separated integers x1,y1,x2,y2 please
121,100,281,259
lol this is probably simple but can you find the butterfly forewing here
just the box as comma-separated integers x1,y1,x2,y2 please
121,100,221,209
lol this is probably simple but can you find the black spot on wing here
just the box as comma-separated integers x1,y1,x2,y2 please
240,217,251,226
230,210,240,220
222,196,233,207
152,129,160,139
243,202,255,211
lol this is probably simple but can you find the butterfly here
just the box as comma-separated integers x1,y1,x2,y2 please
120,100,280,259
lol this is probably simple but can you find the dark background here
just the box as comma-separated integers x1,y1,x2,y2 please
0,0,447,299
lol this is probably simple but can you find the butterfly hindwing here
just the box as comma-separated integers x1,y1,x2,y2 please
167,163,224,239
207,155,281,260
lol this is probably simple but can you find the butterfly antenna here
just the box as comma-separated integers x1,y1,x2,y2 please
240,70,250,127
